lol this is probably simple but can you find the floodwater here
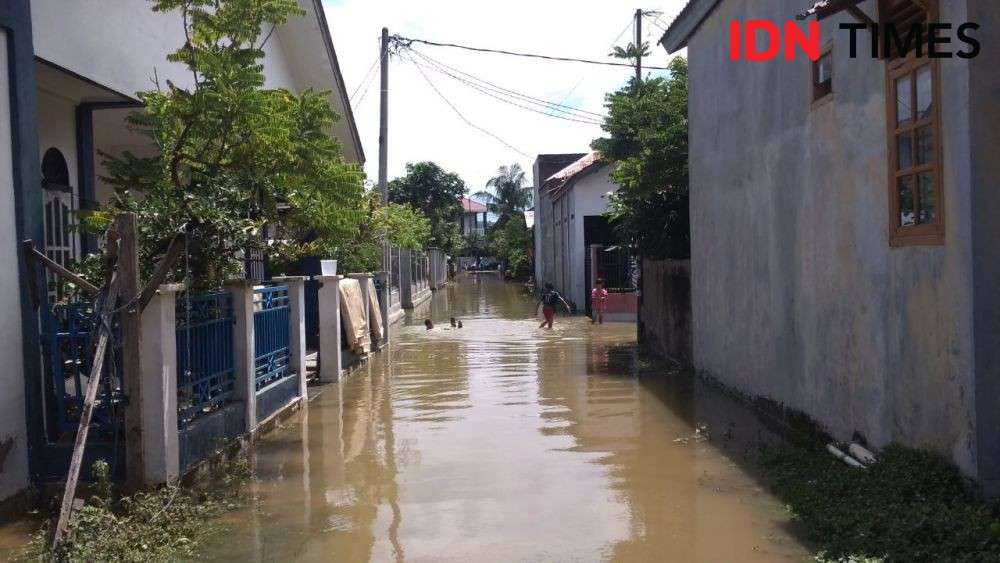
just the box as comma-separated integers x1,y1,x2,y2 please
201,275,810,562
0,275,811,562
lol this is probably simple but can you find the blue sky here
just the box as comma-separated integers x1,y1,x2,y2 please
321,0,686,195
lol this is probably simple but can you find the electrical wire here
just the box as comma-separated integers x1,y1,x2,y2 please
350,47,383,102
405,49,604,124
392,35,671,70
407,47,605,118
405,55,530,158
407,55,603,126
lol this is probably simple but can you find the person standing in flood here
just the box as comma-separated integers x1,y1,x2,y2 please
591,278,609,325
538,283,571,329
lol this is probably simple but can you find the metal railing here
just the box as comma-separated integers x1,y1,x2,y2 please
253,285,291,392
176,292,236,426
596,246,638,293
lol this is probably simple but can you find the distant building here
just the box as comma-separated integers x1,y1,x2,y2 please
533,152,636,320
459,197,488,236
661,0,1000,488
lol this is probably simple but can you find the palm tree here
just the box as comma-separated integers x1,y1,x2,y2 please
474,163,532,228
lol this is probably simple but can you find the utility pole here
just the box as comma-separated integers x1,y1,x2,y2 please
379,27,390,271
634,9,643,83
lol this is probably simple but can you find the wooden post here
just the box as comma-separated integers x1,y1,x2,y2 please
119,213,144,490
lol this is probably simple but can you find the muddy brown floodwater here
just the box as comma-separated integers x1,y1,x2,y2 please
0,275,811,562
200,276,809,562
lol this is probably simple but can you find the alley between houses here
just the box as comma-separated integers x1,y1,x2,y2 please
186,275,809,562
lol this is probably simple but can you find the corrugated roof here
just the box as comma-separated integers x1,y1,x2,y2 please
542,152,604,199
659,0,723,54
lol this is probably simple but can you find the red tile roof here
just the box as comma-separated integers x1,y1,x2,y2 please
461,197,488,213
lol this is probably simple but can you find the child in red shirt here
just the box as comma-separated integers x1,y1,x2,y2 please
591,278,609,324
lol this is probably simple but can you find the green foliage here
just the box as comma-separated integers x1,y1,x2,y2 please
475,163,531,228
460,232,487,260
760,443,1000,562
592,57,689,260
18,458,252,562
488,214,532,280
389,162,465,254
92,0,365,290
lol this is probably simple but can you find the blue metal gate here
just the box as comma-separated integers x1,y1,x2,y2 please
176,292,236,426
38,301,125,480
254,285,295,422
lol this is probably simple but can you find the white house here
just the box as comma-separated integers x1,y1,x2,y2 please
0,0,362,506
534,152,628,313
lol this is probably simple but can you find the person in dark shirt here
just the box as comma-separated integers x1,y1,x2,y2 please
538,283,571,329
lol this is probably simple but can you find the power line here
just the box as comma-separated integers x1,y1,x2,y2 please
350,46,383,102
406,47,605,121
406,55,530,158
392,35,670,70
405,52,603,126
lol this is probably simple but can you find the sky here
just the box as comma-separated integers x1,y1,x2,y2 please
321,0,688,199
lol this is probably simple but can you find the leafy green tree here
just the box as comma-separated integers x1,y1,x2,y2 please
87,0,365,289
487,214,532,280
475,163,531,228
388,162,465,253
591,57,689,260
460,231,487,262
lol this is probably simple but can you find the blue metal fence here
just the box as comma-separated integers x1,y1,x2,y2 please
176,292,236,426
253,286,291,392
39,301,125,439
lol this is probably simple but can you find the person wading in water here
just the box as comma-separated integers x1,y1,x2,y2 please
538,283,572,329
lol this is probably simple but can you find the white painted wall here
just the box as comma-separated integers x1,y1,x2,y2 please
558,167,616,309
0,30,30,502
36,89,78,187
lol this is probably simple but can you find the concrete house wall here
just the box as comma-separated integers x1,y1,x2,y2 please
678,0,999,483
0,28,31,503
554,166,615,308
534,154,585,287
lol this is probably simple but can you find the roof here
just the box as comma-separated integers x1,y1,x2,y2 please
461,198,488,213
659,0,723,53
308,0,365,164
542,152,605,199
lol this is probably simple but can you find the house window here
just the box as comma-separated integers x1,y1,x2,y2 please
887,59,942,244
884,2,943,246
812,48,833,101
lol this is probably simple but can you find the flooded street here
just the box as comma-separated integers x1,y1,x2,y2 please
199,275,809,562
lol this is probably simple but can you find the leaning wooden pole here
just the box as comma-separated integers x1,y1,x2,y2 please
51,226,123,555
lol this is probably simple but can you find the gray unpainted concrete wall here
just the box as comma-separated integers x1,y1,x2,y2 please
533,154,585,288
686,0,992,479
642,260,693,366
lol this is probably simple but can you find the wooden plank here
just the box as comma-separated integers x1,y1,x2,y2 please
23,242,100,296
51,271,121,553
133,229,185,314
118,213,144,490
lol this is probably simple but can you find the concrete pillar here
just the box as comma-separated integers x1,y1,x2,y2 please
399,249,414,309
274,276,307,399
226,280,257,432
316,275,342,381
139,284,183,485
375,271,390,344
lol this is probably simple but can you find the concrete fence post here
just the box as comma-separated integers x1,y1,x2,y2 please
274,276,308,400
374,271,390,344
226,280,257,433
316,275,343,381
139,284,184,485
399,249,414,308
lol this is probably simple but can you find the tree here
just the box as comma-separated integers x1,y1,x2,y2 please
86,0,366,289
487,214,532,280
475,163,531,228
591,57,689,260
388,162,465,253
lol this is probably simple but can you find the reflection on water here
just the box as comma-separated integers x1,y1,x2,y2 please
206,275,810,561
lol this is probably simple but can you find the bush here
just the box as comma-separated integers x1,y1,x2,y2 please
759,443,1000,562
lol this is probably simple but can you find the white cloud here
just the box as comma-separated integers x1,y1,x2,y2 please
322,0,687,195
